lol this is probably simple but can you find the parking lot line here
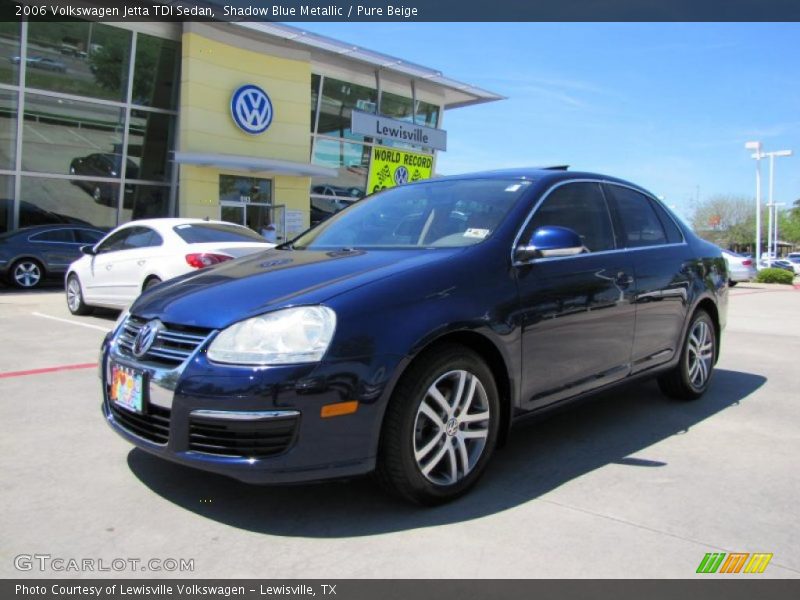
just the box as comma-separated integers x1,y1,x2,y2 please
0,363,97,379
31,311,112,333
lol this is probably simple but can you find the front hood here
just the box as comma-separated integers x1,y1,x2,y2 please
131,248,461,329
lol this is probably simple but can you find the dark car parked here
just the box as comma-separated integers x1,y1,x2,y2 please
69,153,138,205
0,225,107,288
100,169,728,505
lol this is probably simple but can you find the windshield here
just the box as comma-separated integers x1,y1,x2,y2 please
292,178,532,250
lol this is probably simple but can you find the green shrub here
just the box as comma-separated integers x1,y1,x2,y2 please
755,268,795,285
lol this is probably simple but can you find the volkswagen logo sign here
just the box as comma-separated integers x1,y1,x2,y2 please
393,166,409,185
231,84,273,135
132,320,163,358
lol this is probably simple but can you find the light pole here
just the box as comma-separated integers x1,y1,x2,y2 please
745,141,764,267
764,149,793,265
773,202,786,258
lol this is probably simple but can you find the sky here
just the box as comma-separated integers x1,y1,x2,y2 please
296,22,800,222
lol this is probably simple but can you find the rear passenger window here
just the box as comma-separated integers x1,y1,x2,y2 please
606,185,667,248
74,229,105,244
648,199,684,244
525,182,615,253
30,229,74,243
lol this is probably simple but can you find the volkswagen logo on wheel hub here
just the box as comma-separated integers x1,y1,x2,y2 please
231,84,273,135
132,320,163,358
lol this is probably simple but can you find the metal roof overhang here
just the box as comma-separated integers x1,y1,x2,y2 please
229,21,505,110
174,152,337,177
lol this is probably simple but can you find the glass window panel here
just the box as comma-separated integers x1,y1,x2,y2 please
26,21,131,101
30,229,74,243
0,175,15,233
318,77,377,141
219,175,272,204
23,93,124,176
74,228,105,244
310,139,369,225
380,91,414,122
20,175,118,230
0,22,21,85
132,33,179,109
310,73,321,133
415,100,439,128
0,90,17,169
127,110,174,181
122,184,170,222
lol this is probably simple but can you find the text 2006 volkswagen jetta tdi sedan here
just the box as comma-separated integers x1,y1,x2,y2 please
101,168,727,505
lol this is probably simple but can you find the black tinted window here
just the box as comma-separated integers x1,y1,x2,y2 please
74,229,105,244
96,229,131,253
526,182,615,252
648,198,684,244
124,227,162,249
607,185,667,248
30,229,74,243
173,223,266,244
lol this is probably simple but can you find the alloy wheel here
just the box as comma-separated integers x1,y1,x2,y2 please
13,261,41,288
67,277,82,312
686,319,714,390
412,369,491,486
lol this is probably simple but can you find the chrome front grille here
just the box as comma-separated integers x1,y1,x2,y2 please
116,316,210,366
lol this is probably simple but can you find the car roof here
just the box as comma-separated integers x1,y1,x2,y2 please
112,218,244,232
423,167,655,196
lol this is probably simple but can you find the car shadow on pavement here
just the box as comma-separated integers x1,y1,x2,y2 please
127,368,764,536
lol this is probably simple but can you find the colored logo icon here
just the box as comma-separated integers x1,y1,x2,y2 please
696,552,773,574
231,84,273,135
394,166,409,185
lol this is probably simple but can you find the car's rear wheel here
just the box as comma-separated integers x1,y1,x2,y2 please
377,345,500,505
658,310,716,400
728,280,738,287
66,274,93,315
10,259,44,289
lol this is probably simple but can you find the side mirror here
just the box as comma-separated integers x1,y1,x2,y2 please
80,244,97,256
515,226,585,262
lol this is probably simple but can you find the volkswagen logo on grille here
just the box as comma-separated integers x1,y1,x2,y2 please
132,320,163,358
230,84,273,135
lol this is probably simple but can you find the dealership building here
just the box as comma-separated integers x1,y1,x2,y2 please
0,17,502,238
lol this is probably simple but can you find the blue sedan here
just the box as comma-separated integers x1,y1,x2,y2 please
100,168,727,505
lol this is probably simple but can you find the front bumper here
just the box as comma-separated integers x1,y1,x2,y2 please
100,332,401,484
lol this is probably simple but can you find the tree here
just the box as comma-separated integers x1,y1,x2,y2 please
691,195,755,248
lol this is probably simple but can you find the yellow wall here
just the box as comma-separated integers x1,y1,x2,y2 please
178,31,311,229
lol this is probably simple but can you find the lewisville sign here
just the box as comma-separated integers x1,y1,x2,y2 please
351,110,447,151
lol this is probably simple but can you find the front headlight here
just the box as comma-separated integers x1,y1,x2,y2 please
207,306,336,366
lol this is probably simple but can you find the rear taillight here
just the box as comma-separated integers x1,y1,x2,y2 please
185,253,233,268
742,260,752,266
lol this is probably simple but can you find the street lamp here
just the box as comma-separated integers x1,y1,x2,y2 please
744,141,763,267
772,201,786,259
764,149,793,265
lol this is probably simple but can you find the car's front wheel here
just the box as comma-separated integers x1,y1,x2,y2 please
66,274,93,315
377,345,500,505
658,309,716,400
10,259,44,289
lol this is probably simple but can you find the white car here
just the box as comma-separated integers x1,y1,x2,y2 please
65,218,273,314
721,249,756,286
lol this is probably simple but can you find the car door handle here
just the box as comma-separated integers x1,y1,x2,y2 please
105,265,113,270
137,260,146,266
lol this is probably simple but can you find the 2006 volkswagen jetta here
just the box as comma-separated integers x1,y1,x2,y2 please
101,168,727,505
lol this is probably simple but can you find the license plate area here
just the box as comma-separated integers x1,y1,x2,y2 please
110,363,145,414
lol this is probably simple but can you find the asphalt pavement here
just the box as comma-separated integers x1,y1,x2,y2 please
0,282,798,578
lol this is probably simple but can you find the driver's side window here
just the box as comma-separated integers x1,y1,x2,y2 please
95,229,130,254
523,182,616,253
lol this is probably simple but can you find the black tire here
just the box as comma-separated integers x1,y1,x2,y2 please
658,310,716,401
10,258,44,289
728,280,738,287
143,276,162,292
376,344,500,505
66,273,93,315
